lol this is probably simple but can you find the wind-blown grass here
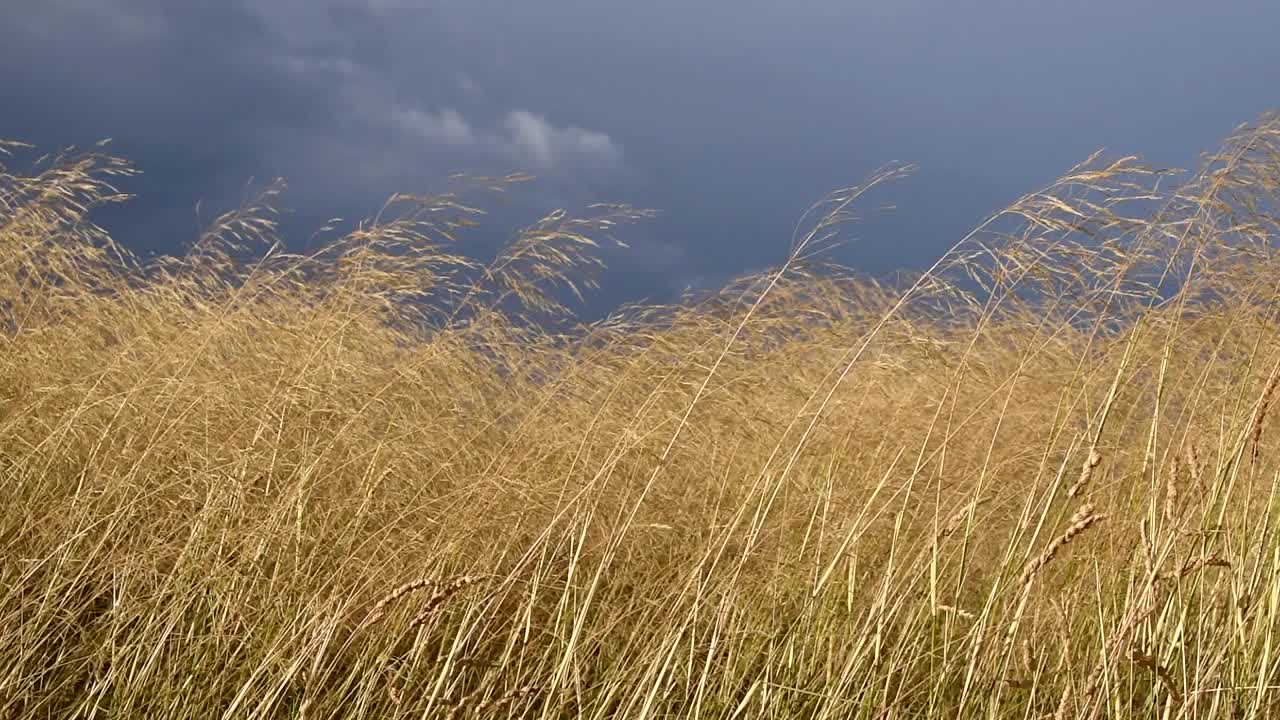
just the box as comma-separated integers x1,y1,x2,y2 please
4,114,1280,719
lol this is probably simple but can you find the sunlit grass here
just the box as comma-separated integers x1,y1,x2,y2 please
4,114,1280,719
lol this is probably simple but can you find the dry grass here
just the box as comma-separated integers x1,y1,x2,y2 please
4,113,1280,719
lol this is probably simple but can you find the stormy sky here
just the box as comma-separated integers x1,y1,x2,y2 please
3,1,1278,314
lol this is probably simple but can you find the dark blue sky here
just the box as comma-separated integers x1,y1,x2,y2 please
4,1,1278,312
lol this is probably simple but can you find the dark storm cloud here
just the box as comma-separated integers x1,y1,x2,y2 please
3,0,1279,310
2,1,633,258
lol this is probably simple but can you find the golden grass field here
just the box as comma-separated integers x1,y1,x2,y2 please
4,113,1280,719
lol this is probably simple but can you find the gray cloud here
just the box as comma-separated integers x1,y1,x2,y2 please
227,1,625,177
5,1,626,177
13,0,169,40
1,0,636,277
455,72,483,98
4,0,1279,316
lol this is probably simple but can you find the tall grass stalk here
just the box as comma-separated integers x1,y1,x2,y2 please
5,115,1280,718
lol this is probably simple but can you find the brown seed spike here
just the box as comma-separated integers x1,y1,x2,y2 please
1251,372,1280,460
1067,450,1102,499
1020,504,1105,587
1184,445,1204,492
365,578,435,625
1164,454,1181,526
409,575,483,629
447,686,540,719
1160,554,1231,581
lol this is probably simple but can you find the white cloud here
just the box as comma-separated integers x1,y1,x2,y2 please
385,105,623,174
504,111,557,168
396,108,477,148
499,110,624,171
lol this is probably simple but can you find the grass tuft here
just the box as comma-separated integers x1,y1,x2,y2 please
6,113,1280,718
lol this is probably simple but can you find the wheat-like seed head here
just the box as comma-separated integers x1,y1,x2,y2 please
1164,454,1181,526
1159,555,1231,581
409,575,483,629
1066,450,1102,499
1020,504,1105,587
446,685,540,719
1250,372,1280,460
365,578,436,625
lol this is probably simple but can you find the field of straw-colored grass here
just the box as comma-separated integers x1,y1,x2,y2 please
5,114,1280,719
